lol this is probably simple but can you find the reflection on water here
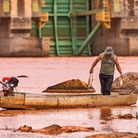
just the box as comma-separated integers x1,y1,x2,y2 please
0,57,138,137
100,107,112,120
0,106,138,138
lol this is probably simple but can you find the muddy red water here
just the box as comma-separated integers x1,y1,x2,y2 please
0,57,138,138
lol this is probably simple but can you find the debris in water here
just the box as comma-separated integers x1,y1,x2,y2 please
17,75,29,78
17,124,94,135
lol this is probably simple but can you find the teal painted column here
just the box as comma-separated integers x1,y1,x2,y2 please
54,0,59,56
38,28,42,38
70,0,76,56
86,1,91,56
77,23,101,56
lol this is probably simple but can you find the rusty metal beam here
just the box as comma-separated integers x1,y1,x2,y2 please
72,9,103,16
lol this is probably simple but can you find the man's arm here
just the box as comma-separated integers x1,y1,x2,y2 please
89,53,103,74
114,55,123,78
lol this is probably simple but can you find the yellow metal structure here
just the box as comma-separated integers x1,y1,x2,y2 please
35,0,48,29
96,0,111,29
38,12,49,28
73,0,111,29
40,12,48,22
41,0,45,7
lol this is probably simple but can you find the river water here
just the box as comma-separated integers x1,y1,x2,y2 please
0,57,138,138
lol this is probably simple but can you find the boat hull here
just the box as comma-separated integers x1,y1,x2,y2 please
0,92,137,109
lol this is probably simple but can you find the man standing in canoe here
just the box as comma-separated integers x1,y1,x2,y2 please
89,46,123,95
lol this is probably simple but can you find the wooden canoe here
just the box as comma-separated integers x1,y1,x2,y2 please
0,92,137,109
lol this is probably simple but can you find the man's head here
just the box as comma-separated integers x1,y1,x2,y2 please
104,46,114,57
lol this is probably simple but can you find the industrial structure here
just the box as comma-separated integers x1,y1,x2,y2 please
0,0,137,56
0,0,49,56
93,0,138,56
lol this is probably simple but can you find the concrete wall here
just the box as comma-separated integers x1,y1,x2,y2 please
0,0,50,57
0,36,50,57
10,37,50,57
11,0,18,17
41,37,50,56
11,0,31,17
129,37,138,56
92,18,129,56
25,0,32,17
91,0,138,56
10,37,41,56
0,19,10,38
0,39,10,56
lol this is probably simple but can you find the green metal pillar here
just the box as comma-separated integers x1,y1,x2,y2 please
86,1,91,55
77,22,101,56
54,0,59,56
32,0,93,56
70,0,76,56
38,28,42,38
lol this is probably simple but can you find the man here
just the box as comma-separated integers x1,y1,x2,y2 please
89,46,123,95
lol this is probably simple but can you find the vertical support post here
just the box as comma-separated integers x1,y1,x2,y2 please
70,0,76,56
38,22,42,38
38,27,42,38
86,0,92,55
54,0,59,56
